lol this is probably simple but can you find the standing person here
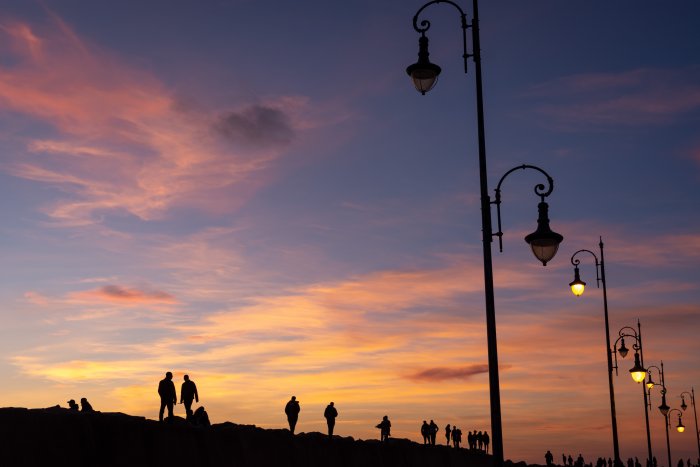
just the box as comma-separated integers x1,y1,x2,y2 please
476,431,483,451
376,415,391,442
483,431,490,454
180,374,199,419
468,431,475,450
323,402,338,439
158,371,177,422
445,424,452,446
429,420,438,446
545,450,554,467
453,427,462,448
284,396,301,434
421,420,430,444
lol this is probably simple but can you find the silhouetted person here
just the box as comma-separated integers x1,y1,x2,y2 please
652,457,657,467
578,454,585,467
546,450,554,467
445,424,452,446
285,396,300,434
80,397,94,412
569,455,574,466
158,371,177,422
421,420,430,444
452,427,462,448
429,420,438,445
608,458,612,467
324,402,337,439
192,406,210,428
468,431,475,450
67,399,79,411
635,457,642,467
180,374,199,419
679,460,685,467
376,415,391,442
629,458,635,467
477,430,484,451
483,431,489,453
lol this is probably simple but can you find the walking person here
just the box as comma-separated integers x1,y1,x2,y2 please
284,396,301,434
158,371,177,422
545,450,554,467
323,402,338,439
180,374,199,420
445,424,452,446
376,415,391,442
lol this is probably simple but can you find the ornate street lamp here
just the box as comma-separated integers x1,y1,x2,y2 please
668,409,685,433
679,389,700,462
405,2,564,465
613,322,653,463
648,363,673,467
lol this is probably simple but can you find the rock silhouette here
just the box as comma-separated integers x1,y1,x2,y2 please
0,406,508,467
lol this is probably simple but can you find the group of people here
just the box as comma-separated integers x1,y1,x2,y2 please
157,372,209,427
284,396,338,440
445,425,489,451
67,397,94,412
545,451,699,467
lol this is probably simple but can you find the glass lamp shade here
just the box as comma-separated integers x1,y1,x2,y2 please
646,377,655,390
659,398,670,416
407,62,441,95
676,419,685,433
629,352,647,383
525,202,564,266
617,338,629,359
569,266,586,296
406,35,442,95
681,397,687,411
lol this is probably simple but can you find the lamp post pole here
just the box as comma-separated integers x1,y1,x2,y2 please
680,389,700,466
569,238,620,466
405,2,565,466
649,363,672,467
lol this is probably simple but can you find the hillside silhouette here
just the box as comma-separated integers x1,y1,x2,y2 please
0,406,532,467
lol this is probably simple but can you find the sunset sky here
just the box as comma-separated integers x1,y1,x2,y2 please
1,1,699,464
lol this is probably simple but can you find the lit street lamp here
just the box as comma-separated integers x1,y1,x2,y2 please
648,363,674,467
679,389,700,465
669,409,686,433
569,238,621,465
405,2,565,465
612,322,653,463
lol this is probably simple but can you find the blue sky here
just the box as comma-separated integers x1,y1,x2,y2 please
1,1,699,464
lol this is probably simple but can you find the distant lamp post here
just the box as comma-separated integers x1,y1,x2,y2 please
612,322,653,463
648,362,673,467
679,389,700,462
569,238,621,465
406,2,564,465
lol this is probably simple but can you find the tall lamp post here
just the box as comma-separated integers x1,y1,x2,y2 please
611,321,653,464
680,389,700,465
568,237,621,466
405,2,565,465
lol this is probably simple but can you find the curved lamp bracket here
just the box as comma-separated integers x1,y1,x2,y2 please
570,249,602,288
491,164,555,252
412,0,471,73
612,327,641,376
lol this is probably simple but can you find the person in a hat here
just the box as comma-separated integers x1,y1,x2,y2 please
67,399,79,411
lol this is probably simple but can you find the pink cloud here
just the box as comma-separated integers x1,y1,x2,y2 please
69,285,177,305
0,17,309,227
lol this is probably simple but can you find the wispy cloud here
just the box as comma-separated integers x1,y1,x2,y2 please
526,67,700,129
0,17,309,228
69,285,177,305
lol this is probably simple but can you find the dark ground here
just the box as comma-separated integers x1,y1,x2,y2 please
0,406,535,467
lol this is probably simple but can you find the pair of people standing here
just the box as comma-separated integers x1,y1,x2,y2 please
283,396,338,439
420,420,439,445
157,372,199,421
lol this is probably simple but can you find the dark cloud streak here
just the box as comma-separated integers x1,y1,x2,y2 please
216,105,295,148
